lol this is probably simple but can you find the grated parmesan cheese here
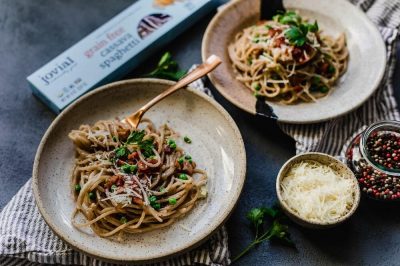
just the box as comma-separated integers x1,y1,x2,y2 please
280,160,355,223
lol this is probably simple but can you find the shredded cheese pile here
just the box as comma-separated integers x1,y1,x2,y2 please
281,160,355,223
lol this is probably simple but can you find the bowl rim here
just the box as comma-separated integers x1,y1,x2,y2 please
275,152,361,226
32,78,247,263
201,0,386,124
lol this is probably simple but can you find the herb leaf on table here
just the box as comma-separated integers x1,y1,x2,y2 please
145,52,187,81
232,205,295,263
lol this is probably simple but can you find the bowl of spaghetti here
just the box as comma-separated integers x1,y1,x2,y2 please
32,79,246,263
202,0,386,123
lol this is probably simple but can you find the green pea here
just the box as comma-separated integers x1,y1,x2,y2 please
121,164,137,174
89,192,95,200
252,83,261,91
149,195,157,203
168,198,177,205
178,174,188,180
168,139,177,149
320,86,329,93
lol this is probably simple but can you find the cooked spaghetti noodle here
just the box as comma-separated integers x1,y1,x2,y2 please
228,11,349,104
68,118,207,238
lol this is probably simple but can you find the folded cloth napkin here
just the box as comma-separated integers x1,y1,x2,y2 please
0,74,230,266
279,0,400,157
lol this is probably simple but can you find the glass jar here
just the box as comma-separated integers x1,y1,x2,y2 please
346,120,400,201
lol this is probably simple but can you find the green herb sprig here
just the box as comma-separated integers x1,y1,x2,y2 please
112,130,155,161
146,52,187,81
273,11,319,47
232,205,295,262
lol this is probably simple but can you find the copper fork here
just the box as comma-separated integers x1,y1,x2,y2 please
123,55,221,128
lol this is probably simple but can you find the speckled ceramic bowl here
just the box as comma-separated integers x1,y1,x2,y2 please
276,152,360,229
32,79,246,263
202,0,386,123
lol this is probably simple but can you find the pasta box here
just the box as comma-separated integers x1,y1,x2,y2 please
27,0,219,113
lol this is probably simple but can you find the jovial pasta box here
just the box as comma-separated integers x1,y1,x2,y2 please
27,0,218,113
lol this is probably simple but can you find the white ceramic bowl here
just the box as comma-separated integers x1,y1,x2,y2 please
32,79,246,263
276,152,360,228
202,0,386,123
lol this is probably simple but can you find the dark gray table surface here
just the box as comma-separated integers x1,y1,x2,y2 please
1,1,400,265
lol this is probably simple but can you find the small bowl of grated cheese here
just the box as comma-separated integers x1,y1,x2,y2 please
276,152,360,228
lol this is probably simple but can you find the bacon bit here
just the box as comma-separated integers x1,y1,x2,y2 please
293,86,303,92
133,197,143,205
116,159,125,166
148,158,158,164
116,177,124,187
273,37,286,47
304,44,313,54
138,161,149,172
292,47,303,62
164,145,172,154
175,160,182,169
182,161,194,175
319,62,329,74
105,175,120,188
128,152,139,160
268,28,282,37
289,75,303,86
252,49,262,58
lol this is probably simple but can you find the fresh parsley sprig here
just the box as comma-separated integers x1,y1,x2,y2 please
273,11,301,26
145,52,187,81
232,205,295,262
112,130,155,162
273,11,319,47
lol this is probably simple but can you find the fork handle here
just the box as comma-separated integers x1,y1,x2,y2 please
127,55,221,122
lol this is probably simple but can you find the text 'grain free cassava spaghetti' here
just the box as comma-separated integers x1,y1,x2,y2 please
69,118,207,238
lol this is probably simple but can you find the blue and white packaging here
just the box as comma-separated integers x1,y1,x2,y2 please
27,0,218,113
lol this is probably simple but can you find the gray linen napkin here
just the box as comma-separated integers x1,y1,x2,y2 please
0,75,230,266
279,0,400,158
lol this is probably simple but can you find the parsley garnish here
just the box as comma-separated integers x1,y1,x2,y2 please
149,195,161,210
146,52,187,81
114,146,128,158
140,139,155,158
125,130,155,158
307,21,319,33
285,25,308,46
273,11,301,26
121,164,138,174
273,11,319,47
232,205,295,262
126,130,145,144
